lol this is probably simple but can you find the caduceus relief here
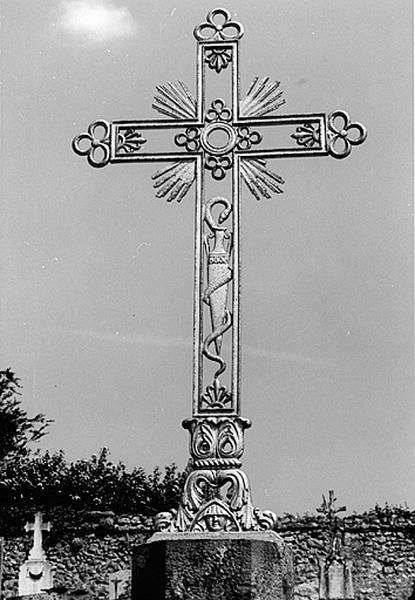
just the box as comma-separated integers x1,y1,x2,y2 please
201,197,233,409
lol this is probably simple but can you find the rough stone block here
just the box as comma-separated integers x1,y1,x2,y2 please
131,531,293,600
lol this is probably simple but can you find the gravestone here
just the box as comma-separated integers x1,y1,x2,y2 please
318,492,354,600
108,570,130,600
319,558,354,600
18,513,53,596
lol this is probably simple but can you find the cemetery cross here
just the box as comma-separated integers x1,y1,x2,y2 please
73,8,367,533
24,512,51,560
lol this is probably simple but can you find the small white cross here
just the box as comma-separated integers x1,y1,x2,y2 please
24,512,51,560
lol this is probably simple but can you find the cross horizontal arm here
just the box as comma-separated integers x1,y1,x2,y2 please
235,110,366,160
73,118,202,168
112,120,201,163
236,113,327,158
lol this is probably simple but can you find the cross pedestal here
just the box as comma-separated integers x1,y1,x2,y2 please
72,7,366,599
132,532,293,600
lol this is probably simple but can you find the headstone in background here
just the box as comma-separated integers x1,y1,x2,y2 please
18,513,53,596
319,557,354,600
317,492,354,600
108,570,130,600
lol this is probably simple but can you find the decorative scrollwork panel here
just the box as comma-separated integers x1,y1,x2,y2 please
183,416,251,468
156,466,277,533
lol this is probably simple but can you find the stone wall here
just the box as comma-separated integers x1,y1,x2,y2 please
0,512,150,600
275,508,415,599
1,507,414,600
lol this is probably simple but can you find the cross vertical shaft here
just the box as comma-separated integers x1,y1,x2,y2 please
72,7,366,534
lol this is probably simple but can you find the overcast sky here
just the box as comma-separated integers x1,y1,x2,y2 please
1,0,413,516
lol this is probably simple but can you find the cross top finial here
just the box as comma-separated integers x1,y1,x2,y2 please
24,511,51,561
194,8,244,42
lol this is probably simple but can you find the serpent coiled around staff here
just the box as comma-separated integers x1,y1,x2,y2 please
202,197,233,378
202,310,232,378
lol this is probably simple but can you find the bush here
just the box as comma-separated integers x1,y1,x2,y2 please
0,448,186,517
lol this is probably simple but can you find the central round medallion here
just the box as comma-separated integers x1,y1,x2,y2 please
200,122,237,155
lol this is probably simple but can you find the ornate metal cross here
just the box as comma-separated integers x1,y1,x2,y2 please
73,8,366,533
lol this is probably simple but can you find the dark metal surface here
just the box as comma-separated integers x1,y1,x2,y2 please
72,8,367,533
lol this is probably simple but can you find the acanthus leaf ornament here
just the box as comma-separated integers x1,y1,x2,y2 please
291,122,320,148
201,379,232,411
185,416,250,467
116,128,147,154
161,467,277,533
204,47,233,73
157,416,277,533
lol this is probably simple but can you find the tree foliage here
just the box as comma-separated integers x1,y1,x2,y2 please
0,369,52,461
0,369,186,527
0,448,186,516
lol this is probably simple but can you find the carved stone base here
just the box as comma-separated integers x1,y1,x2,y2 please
155,416,277,533
131,531,293,600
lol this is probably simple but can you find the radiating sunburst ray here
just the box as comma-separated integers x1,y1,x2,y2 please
240,159,284,200
239,77,285,118
152,81,197,120
152,161,196,202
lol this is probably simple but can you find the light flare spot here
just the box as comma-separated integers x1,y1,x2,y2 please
57,0,137,44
